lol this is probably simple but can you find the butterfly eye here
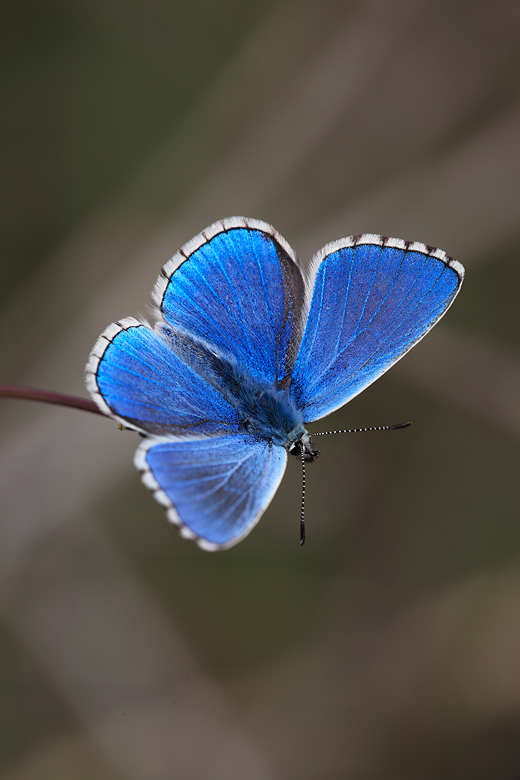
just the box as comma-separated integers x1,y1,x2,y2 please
289,437,319,463
288,441,302,457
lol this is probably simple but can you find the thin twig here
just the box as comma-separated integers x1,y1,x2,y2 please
0,385,103,416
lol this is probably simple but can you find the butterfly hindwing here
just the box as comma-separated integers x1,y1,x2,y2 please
291,236,464,422
135,434,288,550
153,218,306,389
85,317,241,437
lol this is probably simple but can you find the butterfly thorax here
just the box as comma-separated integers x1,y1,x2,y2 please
237,386,318,462
160,324,319,460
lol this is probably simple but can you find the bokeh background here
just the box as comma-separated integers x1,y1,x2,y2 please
2,1,520,777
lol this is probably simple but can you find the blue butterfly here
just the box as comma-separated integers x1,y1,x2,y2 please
85,217,464,550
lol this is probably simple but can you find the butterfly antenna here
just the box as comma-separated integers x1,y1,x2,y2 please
300,451,306,546
297,422,410,547
313,421,412,436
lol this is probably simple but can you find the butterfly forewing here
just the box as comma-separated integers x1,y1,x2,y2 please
153,218,306,389
290,237,464,422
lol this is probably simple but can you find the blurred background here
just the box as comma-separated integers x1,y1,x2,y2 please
2,1,520,777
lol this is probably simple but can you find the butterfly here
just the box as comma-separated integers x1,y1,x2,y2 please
85,217,464,550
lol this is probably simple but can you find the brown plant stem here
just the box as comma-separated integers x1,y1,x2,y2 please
0,385,103,416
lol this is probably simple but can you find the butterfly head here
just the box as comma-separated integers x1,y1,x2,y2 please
287,430,319,463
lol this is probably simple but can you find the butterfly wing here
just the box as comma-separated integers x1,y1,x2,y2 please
291,235,464,422
85,317,241,437
153,217,306,389
135,434,287,550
